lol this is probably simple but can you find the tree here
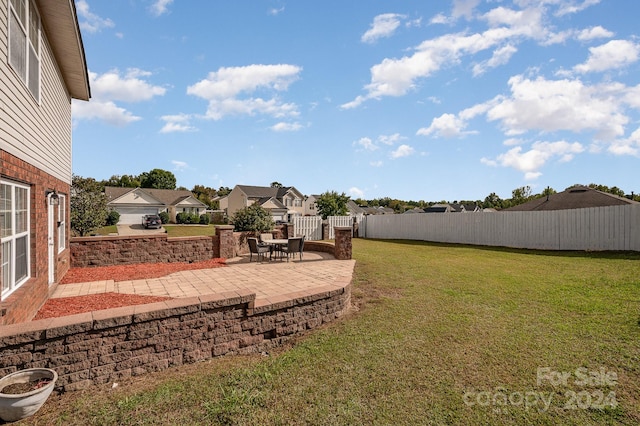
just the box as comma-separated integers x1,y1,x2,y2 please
217,186,232,196
192,185,218,209
315,191,350,219
70,175,109,236
511,185,533,206
482,192,503,209
139,169,176,189
270,182,283,188
230,204,274,232
104,174,140,188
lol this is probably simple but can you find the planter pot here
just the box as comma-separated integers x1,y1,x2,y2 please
0,368,58,422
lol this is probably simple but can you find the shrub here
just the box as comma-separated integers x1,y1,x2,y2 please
159,211,170,224
230,204,274,232
105,210,120,226
176,212,200,224
199,214,210,225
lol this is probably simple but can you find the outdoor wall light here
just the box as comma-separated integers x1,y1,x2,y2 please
47,190,59,206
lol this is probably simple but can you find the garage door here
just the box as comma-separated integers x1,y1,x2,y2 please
117,207,159,225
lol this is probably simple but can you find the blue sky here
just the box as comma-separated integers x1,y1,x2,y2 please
71,0,639,202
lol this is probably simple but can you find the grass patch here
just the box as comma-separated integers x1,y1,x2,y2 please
26,239,640,425
163,224,217,237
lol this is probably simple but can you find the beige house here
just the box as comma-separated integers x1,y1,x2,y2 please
105,187,208,224
227,185,306,222
1,0,90,324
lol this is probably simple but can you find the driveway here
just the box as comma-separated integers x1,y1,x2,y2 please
117,224,166,236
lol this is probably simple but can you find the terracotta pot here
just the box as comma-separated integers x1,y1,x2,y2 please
0,368,58,422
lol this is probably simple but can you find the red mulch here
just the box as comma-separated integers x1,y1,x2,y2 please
33,293,173,320
61,258,226,284
34,258,227,321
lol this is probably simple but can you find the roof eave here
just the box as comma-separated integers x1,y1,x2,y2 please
36,0,91,101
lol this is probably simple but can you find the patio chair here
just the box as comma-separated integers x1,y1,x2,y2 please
259,233,274,243
282,236,304,262
247,237,271,262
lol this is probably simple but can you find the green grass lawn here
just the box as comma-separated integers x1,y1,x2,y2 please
28,239,640,425
163,224,217,237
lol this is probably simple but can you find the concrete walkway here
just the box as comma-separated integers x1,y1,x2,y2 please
52,251,356,305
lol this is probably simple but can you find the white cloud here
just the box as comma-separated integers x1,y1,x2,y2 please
268,7,285,16
160,114,197,133
90,69,167,102
378,133,404,145
271,122,303,132
573,40,640,73
343,6,547,108
576,25,614,41
482,140,584,179
609,128,640,156
390,144,415,158
150,0,174,17
417,113,472,138
361,14,406,43
187,64,302,120
349,187,365,198
453,0,481,20
486,75,629,140
473,44,518,76
553,0,602,17
75,0,115,33
72,100,140,126
73,69,166,126
354,137,378,151
172,160,188,171
370,160,383,167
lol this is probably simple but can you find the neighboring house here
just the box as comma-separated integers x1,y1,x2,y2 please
212,194,229,216
105,187,208,224
503,185,639,211
362,206,395,215
346,200,365,217
424,203,454,213
305,194,319,216
227,185,306,222
1,1,90,324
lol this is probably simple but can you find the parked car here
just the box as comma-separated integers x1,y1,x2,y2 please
142,214,162,229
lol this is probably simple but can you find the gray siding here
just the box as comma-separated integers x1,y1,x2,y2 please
0,3,73,184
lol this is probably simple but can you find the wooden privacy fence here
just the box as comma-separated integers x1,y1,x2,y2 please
362,205,640,251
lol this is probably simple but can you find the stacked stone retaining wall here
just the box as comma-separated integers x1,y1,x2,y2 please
0,281,351,391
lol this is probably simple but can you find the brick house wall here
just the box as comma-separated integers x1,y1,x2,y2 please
1,151,70,325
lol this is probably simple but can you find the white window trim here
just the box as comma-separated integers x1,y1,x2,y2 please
1,179,31,299
7,0,41,102
57,194,66,253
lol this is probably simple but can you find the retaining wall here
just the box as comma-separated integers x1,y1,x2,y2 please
0,280,351,391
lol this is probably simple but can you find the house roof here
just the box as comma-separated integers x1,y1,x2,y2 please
105,187,206,207
36,0,90,100
503,185,639,211
235,185,303,200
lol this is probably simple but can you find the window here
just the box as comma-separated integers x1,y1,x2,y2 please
57,194,66,252
1,180,30,297
8,0,40,100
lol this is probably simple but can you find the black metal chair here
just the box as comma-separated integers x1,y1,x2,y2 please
247,237,271,262
282,236,304,262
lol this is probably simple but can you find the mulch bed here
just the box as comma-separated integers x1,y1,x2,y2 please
33,258,227,321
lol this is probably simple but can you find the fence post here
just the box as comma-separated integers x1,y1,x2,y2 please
333,226,352,260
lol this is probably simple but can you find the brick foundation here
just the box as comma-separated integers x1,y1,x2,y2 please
1,150,70,325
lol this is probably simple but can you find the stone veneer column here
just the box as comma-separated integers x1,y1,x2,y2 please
333,226,352,260
215,225,235,259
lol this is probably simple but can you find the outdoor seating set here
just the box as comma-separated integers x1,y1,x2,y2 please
247,234,305,262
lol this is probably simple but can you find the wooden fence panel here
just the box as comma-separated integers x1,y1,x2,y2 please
363,205,640,252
